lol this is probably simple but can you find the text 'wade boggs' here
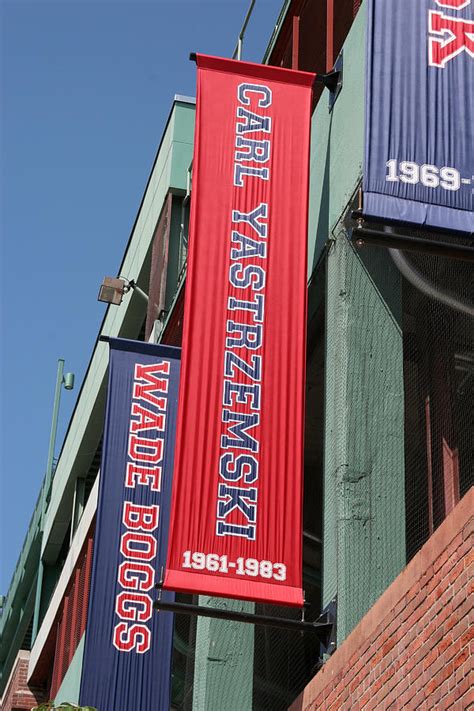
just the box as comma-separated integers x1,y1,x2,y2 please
80,339,180,711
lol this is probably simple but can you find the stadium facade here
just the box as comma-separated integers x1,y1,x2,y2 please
1,1,472,709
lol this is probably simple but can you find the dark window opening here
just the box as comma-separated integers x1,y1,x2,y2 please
267,0,361,108
400,239,473,560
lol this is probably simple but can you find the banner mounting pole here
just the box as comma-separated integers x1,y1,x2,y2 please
153,597,333,639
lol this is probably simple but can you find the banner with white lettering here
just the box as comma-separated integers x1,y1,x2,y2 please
80,338,180,711
364,0,473,235
163,55,314,607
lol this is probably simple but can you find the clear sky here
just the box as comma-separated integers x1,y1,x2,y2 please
0,0,283,595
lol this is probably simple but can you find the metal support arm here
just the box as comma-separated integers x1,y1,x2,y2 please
153,597,333,642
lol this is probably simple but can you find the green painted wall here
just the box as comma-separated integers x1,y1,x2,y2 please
305,3,406,644
307,5,365,276
323,230,405,642
170,99,195,190
193,597,254,711
54,634,85,706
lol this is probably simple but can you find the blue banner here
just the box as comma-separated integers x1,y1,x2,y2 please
364,0,473,235
80,338,180,711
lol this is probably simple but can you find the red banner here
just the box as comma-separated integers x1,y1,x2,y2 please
164,55,314,607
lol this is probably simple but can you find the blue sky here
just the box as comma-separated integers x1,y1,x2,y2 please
0,0,283,594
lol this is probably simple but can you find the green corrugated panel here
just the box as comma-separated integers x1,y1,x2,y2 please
170,100,195,192
307,4,365,276
54,634,85,706
323,230,406,643
193,597,254,711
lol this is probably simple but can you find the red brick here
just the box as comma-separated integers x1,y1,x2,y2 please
426,650,452,680
426,681,445,709
458,626,474,651
325,689,337,708
410,688,427,708
424,661,454,696
348,653,365,679
433,534,461,574
288,493,473,711
442,688,463,709
454,595,473,623
428,617,457,648
392,596,407,618
462,515,474,541
437,678,451,702
450,614,469,643
426,567,451,597
452,646,470,671
397,682,418,708
357,690,371,708
399,596,418,625
430,599,453,629
436,632,454,656
450,561,467,586
454,675,473,704
454,658,472,686
422,645,439,671
381,637,397,657
406,650,424,679
440,638,462,666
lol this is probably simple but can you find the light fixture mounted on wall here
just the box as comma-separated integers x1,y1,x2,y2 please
98,276,149,305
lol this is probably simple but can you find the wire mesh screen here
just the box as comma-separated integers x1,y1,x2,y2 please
170,598,324,711
397,234,473,560
252,603,323,710
354,224,473,561
171,596,197,710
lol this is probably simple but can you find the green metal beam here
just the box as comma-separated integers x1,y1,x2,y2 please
192,597,254,711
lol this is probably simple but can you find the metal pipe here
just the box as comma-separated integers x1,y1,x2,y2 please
352,226,474,262
32,359,74,642
130,282,149,303
232,0,257,60
153,599,332,637
120,277,149,303
45,359,65,502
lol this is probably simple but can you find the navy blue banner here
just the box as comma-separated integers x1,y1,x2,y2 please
364,0,473,235
80,338,180,711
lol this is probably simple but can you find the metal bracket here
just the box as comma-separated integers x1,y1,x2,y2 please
153,595,334,641
319,597,337,658
351,214,474,262
154,574,333,641
315,50,343,112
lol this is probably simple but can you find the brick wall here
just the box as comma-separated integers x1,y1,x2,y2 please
1,651,45,711
290,487,473,711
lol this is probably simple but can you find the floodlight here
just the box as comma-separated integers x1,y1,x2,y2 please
98,277,127,305
98,276,149,306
